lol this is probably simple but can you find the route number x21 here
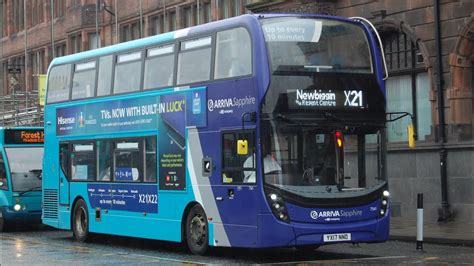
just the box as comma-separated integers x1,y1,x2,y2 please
344,90,363,107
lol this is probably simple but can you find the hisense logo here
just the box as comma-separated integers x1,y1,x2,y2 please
57,116,75,125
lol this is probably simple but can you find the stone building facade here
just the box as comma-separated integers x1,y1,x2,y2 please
0,0,472,222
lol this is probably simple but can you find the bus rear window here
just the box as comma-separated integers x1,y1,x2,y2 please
47,64,71,103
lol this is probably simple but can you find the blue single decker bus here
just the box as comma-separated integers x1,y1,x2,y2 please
42,14,389,254
0,127,44,231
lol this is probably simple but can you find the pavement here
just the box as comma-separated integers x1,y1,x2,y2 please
390,217,474,246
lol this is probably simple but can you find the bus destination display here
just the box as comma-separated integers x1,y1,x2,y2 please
4,129,44,144
287,88,367,110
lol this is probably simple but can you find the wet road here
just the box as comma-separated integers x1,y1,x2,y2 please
1,226,473,265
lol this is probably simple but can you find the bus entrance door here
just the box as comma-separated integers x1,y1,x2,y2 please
59,143,70,206
216,131,258,247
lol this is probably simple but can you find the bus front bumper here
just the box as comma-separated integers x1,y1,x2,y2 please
257,212,390,248
0,206,42,224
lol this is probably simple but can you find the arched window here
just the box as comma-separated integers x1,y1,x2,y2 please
382,30,432,142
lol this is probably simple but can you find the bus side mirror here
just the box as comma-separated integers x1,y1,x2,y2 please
407,124,415,148
237,140,249,155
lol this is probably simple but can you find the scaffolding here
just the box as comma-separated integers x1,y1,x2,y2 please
0,89,43,127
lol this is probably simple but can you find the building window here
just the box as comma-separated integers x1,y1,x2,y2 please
31,0,44,27
8,56,25,94
183,6,195,28
54,0,66,18
12,0,24,32
233,0,242,16
382,30,431,142
221,0,230,19
55,43,67,57
150,15,163,35
168,11,176,31
30,49,46,93
1,2,4,37
88,32,100,50
202,2,212,23
70,33,82,54
120,22,140,42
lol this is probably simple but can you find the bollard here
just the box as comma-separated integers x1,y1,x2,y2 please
416,193,423,251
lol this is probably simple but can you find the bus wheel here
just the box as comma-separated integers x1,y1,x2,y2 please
185,205,209,255
72,199,89,242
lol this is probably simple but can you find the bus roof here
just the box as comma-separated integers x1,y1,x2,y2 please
48,13,359,69
49,14,260,68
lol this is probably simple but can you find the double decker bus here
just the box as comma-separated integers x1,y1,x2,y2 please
42,14,389,254
0,127,44,231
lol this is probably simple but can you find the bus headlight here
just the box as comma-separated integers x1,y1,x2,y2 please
379,190,390,217
267,193,290,223
13,204,22,212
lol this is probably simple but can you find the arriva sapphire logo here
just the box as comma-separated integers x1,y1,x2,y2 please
207,96,256,113
310,209,363,221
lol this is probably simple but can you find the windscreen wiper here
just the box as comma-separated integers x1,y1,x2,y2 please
19,186,42,196
324,112,341,122
275,114,319,127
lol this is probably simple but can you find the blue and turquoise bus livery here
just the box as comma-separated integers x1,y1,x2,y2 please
43,14,390,254
0,127,44,231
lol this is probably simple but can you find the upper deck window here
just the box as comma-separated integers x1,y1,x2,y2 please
72,60,96,100
144,44,175,90
215,27,252,79
262,18,373,74
47,64,71,103
114,51,143,94
97,55,113,96
177,36,212,85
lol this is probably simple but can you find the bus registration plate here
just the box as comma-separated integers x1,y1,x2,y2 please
323,233,351,242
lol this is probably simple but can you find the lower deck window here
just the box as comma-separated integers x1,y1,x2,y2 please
114,141,142,182
64,136,157,183
71,144,96,181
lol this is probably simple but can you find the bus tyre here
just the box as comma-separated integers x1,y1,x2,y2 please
72,199,90,242
0,217,5,232
185,205,209,255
